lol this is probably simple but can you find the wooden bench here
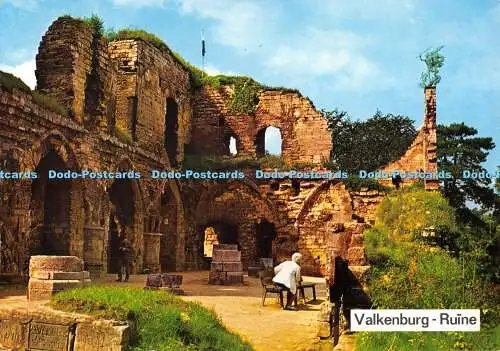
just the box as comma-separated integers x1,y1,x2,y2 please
295,282,317,304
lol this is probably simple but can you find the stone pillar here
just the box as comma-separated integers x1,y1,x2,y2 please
83,226,106,278
143,233,162,273
424,86,439,190
28,256,90,301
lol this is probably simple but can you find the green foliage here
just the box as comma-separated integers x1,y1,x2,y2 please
359,188,500,351
0,70,31,93
0,70,68,116
376,188,457,239
228,77,263,115
112,125,134,144
437,123,496,223
83,14,104,37
323,109,417,173
419,46,445,88
52,286,253,351
258,155,287,170
32,92,68,116
105,28,170,51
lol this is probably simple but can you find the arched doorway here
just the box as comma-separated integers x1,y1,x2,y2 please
164,98,179,167
30,149,71,255
255,126,282,157
255,219,277,259
107,178,135,273
200,221,238,268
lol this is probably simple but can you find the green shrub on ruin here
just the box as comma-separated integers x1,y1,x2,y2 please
32,92,69,116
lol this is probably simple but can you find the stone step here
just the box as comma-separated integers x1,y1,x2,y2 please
31,271,90,280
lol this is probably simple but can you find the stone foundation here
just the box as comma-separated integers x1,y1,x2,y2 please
28,256,90,301
208,245,244,284
0,303,129,350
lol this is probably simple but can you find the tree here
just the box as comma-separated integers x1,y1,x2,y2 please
323,109,417,173
437,122,496,224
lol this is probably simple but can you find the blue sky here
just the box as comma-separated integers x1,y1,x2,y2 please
0,0,499,172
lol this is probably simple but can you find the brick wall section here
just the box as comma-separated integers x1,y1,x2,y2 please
0,89,183,275
378,87,438,190
190,86,332,164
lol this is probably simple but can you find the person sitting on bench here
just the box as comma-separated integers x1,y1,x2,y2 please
272,252,302,310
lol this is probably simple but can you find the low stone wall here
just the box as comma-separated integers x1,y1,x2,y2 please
0,303,129,350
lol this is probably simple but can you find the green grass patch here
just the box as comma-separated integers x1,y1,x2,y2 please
0,70,68,116
51,286,253,351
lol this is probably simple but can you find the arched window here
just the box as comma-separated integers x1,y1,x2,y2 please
255,126,282,157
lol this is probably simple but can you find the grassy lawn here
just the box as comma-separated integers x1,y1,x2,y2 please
51,286,254,351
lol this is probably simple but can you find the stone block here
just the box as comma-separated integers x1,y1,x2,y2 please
347,247,366,266
349,234,364,247
247,266,260,277
74,322,129,351
210,262,224,272
28,322,70,351
29,256,84,273
208,271,226,284
28,278,84,291
212,250,241,263
31,271,86,280
222,262,242,272
213,244,238,250
317,301,332,321
0,319,26,349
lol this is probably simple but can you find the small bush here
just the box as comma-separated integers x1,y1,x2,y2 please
32,92,68,116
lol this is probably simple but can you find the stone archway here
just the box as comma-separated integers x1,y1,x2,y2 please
28,133,84,258
296,182,353,276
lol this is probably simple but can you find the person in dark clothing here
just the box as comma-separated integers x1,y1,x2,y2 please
116,238,134,282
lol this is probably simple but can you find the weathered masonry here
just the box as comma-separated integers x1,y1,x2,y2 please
0,16,438,278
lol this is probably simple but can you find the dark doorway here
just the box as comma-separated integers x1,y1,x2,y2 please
31,149,71,255
200,222,238,268
107,178,135,273
255,219,277,258
164,98,179,167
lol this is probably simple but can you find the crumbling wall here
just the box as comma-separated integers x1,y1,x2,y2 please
190,86,332,164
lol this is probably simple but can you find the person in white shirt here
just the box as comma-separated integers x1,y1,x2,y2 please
272,252,302,310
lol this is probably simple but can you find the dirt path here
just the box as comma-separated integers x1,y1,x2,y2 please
100,271,330,351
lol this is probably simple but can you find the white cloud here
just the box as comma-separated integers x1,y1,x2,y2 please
0,60,36,89
178,0,275,53
0,0,39,10
110,0,167,7
203,64,237,76
266,27,392,92
318,0,416,21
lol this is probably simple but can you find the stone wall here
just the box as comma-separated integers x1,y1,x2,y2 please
190,86,332,164
0,303,129,350
378,87,438,190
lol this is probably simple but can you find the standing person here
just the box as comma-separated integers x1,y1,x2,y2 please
117,237,134,282
272,252,302,310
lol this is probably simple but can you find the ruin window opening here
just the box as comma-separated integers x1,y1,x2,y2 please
224,134,238,156
270,180,280,191
164,98,179,167
255,126,282,158
255,219,277,259
31,149,71,255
